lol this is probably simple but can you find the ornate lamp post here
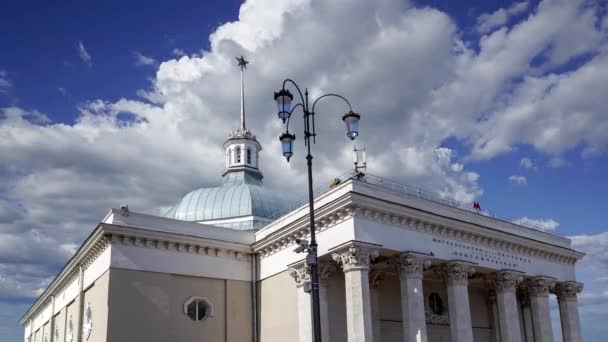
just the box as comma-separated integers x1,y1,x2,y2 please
274,79,361,342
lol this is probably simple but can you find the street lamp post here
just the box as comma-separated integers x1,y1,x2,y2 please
274,79,360,342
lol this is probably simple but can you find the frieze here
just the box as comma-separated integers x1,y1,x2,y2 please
432,237,531,270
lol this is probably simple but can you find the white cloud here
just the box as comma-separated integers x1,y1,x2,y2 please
477,1,529,34
172,48,186,57
508,174,527,186
549,156,566,168
0,70,11,93
513,217,559,231
520,157,537,170
77,41,92,67
134,52,157,66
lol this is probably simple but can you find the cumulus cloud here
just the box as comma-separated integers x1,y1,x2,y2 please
513,217,559,231
477,1,529,34
134,52,157,66
77,41,92,67
508,174,527,186
172,48,186,57
520,157,537,170
1,0,607,317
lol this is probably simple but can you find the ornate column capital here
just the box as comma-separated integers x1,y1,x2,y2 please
288,261,311,288
553,281,583,301
399,252,432,279
331,241,381,273
524,276,556,298
489,270,523,293
443,261,476,286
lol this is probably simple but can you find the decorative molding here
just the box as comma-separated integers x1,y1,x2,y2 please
288,261,311,287
443,261,476,286
256,197,581,267
319,263,336,282
369,269,387,289
425,306,450,325
106,233,250,262
331,242,380,272
552,281,584,300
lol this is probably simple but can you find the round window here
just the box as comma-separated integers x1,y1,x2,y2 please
428,292,445,315
184,297,213,321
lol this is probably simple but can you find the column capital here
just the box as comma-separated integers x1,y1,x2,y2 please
524,276,556,298
552,281,583,301
489,270,523,293
443,261,476,285
369,269,386,289
288,261,311,288
330,241,381,272
399,252,432,279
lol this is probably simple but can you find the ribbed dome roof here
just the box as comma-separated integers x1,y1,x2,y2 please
164,170,296,230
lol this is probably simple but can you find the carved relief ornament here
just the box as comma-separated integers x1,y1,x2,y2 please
525,277,555,298
288,262,311,287
443,261,476,285
400,253,432,278
553,281,583,300
331,244,380,272
490,271,523,293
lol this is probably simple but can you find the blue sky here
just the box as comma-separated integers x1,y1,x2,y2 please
1,0,608,341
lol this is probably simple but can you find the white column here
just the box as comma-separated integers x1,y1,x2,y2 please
444,261,476,342
399,253,432,342
319,264,336,342
289,262,313,342
518,290,534,342
525,277,556,342
488,289,501,342
493,271,524,342
332,242,380,342
554,282,583,342
369,270,385,342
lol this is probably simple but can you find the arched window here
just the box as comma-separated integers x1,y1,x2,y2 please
247,148,252,164
236,147,241,163
184,297,214,321
428,292,445,315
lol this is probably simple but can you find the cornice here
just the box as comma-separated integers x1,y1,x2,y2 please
254,190,583,266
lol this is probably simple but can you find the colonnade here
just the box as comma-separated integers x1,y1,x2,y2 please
289,241,583,342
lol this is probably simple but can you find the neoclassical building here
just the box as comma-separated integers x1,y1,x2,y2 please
20,63,585,342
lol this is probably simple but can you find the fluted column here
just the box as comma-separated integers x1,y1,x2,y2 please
488,289,501,342
332,242,380,342
369,270,385,342
444,261,476,342
289,261,313,342
399,253,432,342
319,264,336,342
492,271,524,342
553,282,583,342
525,277,556,342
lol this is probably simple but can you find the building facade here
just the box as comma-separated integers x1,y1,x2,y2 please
20,61,585,342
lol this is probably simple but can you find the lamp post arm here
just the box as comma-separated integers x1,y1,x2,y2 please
311,93,353,114
285,103,303,133
282,79,306,107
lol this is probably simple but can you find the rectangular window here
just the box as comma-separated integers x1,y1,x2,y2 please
236,147,241,163
247,149,252,164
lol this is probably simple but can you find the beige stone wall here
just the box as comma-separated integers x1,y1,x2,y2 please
107,267,252,342
66,295,80,342
257,270,298,342
328,270,347,342
54,308,66,342
83,270,110,342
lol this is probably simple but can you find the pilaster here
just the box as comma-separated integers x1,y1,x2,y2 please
553,281,583,342
331,241,380,342
319,264,336,342
443,261,476,342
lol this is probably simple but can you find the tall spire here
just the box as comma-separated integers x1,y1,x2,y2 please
235,56,249,130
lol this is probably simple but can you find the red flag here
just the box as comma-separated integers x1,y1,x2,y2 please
473,201,481,210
